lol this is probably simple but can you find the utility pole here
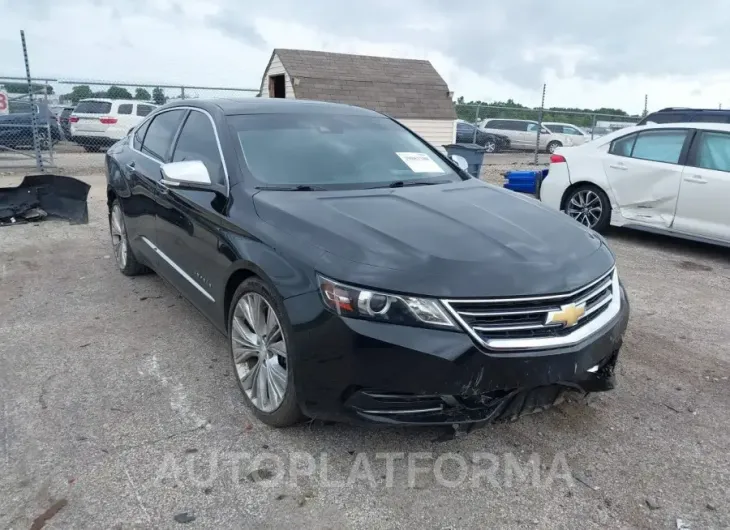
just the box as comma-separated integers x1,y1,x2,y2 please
21,30,43,172
534,83,546,165
643,94,648,117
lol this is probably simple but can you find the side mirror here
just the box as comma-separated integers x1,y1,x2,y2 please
160,160,212,189
450,154,469,171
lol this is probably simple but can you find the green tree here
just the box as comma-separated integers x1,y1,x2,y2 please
134,87,151,100
2,82,53,95
152,87,167,105
63,85,94,104
106,85,133,99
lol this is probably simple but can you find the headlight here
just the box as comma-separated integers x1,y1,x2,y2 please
317,275,455,329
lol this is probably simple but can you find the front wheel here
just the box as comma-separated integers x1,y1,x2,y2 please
109,199,148,276
229,277,303,427
546,141,561,154
563,185,611,232
484,140,497,153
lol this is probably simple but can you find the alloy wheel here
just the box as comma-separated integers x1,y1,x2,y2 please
485,141,496,153
110,204,128,269
231,293,288,413
566,189,602,228
548,142,560,154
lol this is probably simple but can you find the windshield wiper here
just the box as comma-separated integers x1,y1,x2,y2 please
384,180,450,188
255,185,327,191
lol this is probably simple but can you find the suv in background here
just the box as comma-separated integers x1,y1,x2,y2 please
0,100,62,150
480,118,567,153
543,122,590,146
70,98,156,151
636,107,730,126
455,120,510,152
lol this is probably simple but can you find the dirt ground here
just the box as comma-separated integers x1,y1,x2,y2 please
0,172,728,529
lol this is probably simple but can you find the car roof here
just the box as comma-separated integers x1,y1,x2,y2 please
586,121,730,145
77,98,146,104
543,122,580,126
653,107,730,113
161,98,384,117
486,118,536,122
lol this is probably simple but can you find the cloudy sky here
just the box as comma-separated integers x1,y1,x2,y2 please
2,0,729,113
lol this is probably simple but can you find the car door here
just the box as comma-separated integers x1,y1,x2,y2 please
673,130,730,241
601,128,690,228
154,108,231,321
490,120,523,148
125,108,187,265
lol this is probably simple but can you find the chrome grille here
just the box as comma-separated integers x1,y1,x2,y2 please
442,268,619,351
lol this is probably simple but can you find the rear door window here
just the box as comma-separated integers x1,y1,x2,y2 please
610,133,638,157
140,110,186,161
74,100,112,114
133,119,151,150
631,130,688,164
507,121,529,132
117,104,133,115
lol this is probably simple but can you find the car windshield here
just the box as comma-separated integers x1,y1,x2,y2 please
229,113,462,189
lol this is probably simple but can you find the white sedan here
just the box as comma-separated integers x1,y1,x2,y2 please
540,122,730,245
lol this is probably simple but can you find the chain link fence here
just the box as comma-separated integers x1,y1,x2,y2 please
454,101,641,160
1,76,258,173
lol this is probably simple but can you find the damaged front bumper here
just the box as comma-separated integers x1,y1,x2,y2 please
287,286,629,427
0,174,90,225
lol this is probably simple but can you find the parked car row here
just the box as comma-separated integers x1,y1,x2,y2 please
0,101,62,149
0,98,157,152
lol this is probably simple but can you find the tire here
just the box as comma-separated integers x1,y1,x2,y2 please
228,277,304,427
484,140,497,153
546,141,561,154
563,184,611,233
109,199,148,276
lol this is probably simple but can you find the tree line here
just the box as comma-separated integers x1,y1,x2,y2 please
454,97,640,127
60,85,169,105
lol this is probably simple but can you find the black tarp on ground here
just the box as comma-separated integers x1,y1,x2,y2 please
0,174,90,225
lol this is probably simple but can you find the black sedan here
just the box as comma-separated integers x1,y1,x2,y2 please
455,120,510,152
105,99,628,428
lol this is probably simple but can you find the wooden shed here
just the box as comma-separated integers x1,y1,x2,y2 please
259,49,457,147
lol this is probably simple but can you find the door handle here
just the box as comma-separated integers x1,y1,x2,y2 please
609,163,628,170
684,174,707,184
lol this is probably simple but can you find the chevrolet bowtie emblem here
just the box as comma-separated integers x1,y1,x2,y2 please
545,303,586,328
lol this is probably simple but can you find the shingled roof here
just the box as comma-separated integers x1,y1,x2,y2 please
264,49,456,120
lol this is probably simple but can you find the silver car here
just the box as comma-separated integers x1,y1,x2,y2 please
479,118,568,153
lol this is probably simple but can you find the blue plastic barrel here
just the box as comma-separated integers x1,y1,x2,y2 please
443,143,487,178
504,169,548,194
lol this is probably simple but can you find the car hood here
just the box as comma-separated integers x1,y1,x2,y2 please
252,180,614,298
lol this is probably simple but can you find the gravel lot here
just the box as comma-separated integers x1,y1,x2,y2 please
1,170,728,529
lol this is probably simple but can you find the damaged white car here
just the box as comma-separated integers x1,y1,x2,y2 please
540,122,730,245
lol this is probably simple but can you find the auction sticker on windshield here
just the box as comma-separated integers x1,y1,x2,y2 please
396,152,444,173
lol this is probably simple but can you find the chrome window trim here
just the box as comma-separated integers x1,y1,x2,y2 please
128,106,230,195
441,269,621,351
141,237,215,302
